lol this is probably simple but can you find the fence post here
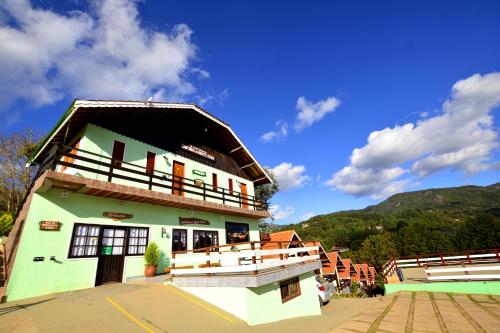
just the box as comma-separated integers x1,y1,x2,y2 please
222,188,225,205
495,248,499,262
171,252,176,278
440,253,445,266
148,171,153,190
107,159,114,182
466,250,472,264
251,242,257,275
202,183,206,201
416,254,420,267
206,248,211,277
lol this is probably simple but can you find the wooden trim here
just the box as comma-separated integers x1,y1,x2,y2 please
280,277,301,303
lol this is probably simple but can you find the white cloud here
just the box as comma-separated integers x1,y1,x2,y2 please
294,96,341,131
260,120,288,142
269,205,295,221
270,162,310,191
326,72,500,199
300,212,315,221
0,0,205,111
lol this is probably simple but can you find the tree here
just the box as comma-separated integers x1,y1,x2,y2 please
254,167,279,209
255,167,279,233
0,130,40,214
356,233,398,270
454,213,500,250
0,212,13,237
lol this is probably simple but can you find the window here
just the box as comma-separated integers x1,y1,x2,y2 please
112,140,125,167
146,151,156,175
172,229,187,252
69,224,100,258
193,230,219,251
228,178,233,195
101,228,126,255
225,222,249,244
127,227,148,255
280,277,301,303
212,173,218,192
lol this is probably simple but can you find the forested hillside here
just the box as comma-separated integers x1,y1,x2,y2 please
276,183,500,269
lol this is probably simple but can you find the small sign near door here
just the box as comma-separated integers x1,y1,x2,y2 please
179,217,210,225
39,221,62,231
103,212,133,220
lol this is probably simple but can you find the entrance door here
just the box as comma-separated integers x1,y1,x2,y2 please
95,227,126,286
240,183,248,209
172,161,185,196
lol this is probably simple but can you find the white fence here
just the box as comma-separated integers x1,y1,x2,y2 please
171,245,319,276
425,265,500,281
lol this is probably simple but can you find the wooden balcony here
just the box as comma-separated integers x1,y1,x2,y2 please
170,241,321,287
33,144,269,219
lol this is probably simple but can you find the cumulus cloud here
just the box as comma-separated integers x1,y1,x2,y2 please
0,0,205,111
269,205,295,221
270,162,311,191
326,72,500,199
260,120,288,142
294,96,341,131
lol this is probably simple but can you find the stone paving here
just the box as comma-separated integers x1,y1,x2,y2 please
329,292,500,333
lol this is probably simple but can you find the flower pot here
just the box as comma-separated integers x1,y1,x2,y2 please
144,264,157,277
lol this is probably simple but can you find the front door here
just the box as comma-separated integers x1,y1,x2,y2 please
240,183,248,208
95,227,126,286
172,161,185,196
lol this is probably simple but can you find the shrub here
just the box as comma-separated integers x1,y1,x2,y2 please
144,241,160,266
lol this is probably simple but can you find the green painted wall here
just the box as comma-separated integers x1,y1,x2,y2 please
181,272,321,326
6,188,260,301
385,281,500,295
246,272,321,325
68,124,255,207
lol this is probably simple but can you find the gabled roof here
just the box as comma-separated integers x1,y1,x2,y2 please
354,264,368,281
261,230,303,250
323,252,345,275
28,99,272,185
368,267,377,279
339,259,355,279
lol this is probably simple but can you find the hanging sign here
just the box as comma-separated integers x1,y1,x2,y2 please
181,144,215,161
179,217,210,225
192,169,207,177
103,212,133,220
39,221,62,231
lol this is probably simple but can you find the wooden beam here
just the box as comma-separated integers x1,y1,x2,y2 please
240,162,255,169
229,146,242,154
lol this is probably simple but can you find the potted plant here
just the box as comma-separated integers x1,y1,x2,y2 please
144,241,160,277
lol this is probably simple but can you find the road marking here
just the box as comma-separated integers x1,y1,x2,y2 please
164,285,237,324
106,297,156,333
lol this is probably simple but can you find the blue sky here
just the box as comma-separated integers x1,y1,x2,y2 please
1,0,499,224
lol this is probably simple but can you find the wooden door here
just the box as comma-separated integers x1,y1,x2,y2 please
172,161,185,196
95,227,126,286
240,183,248,208
112,141,125,167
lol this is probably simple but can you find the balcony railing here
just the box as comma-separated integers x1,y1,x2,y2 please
170,241,320,277
44,144,267,211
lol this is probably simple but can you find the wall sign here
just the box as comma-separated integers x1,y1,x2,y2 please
103,212,133,220
39,221,62,231
179,217,210,225
192,169,207,177
181,144,215,161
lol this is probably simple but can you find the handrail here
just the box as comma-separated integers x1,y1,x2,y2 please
170,241,320,277
52,144,267,211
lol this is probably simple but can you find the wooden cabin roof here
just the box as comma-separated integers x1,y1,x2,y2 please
261,230,303,250
28,100,272,185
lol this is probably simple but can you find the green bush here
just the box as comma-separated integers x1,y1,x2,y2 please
144,241,160,266
0,213,13,237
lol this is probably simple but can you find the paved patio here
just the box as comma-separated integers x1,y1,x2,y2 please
0,283,498,333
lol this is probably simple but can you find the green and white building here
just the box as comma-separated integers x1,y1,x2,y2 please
1,100,321,325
